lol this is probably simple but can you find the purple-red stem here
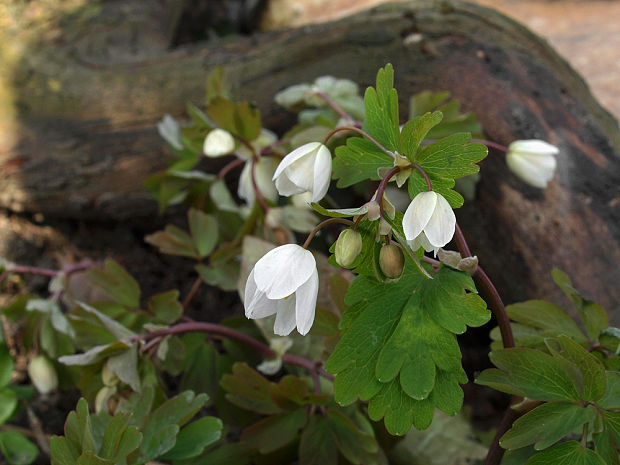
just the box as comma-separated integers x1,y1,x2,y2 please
303,218,353,249
134,321,333,380
218,157,245,179
322,126,394,159
313,90,355,123
470,138,508,153
182,276,203,310
375,166,402,219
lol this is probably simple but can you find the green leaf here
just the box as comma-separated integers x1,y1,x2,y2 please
159,416,222,460
524,441,606,465
332,137,393,188
220,363,284,415
552,269,609,340
310,202,370,219
0,343,13,388
599,371,620,409
0,387,17,424
140,424,179,461
206,65,231,103
594,429,619,465
408,133,487,208
145,225,200,259
188,208,218,258
98,413,142,461
326,265,487,434
148,290,183,324
478,348,581,401
207,97,261,141
106,345,140,392
399,111,443,160
364,64,400,151
85,260,141,309
500,401,597,450
75,302,135,340
603,411,620,443
409,91,483,139
326,408,379,463
65,399,97,456
195,263,239,292
242,409,307,454
299,415,338,465
58,340,130,367
545,336,607,402
0,431,39,465
506,300,588,346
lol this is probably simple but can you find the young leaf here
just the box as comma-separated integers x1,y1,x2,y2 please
477,348,581,401
0,344,13,388
299,415,338,465
325,265,489,434
241,409,307,454
599,371,620,409
364,64,400,152
188,208,218,258
0,388,17,425
499,401,597,450
332,137,393,188
593,429,620,465
159,416,222,460
220,363,284,415
207,97,261,141
98,413,142,462
148,290,183,324
524,441,606,465
145,225,200,259
85,260,141,309
552,269,609,341
0,431,39,465
545,336,607,402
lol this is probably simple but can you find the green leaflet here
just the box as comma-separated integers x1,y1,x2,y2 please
408,133,488,208
524,441,607,465
364,64,400,152
325,265,490,435
332,137,393,188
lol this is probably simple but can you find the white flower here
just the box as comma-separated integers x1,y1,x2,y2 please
273,142,332,203
28,356,58,394
245,244,319,336
403,191,456,256
238,157,279,205
506,140,558,188
203,128,235,157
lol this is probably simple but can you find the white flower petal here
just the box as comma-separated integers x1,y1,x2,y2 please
253,244,316,299
275,173,306,196
403,191,437,241
295,269,318,335
310,144,332,202
244,269,278,319
285,153,317,190
203,129,235,157
424,193,456,248
238,162,254,204
274,296,297,336
508,140,559,156
273,142,322,180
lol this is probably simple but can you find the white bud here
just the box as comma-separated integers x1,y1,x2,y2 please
28,356,58,394
203,128,235,157
506,140,558,188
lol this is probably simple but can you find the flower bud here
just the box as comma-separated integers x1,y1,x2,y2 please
506,140,558,188
379,244,404,279
101,361,119,387
335,229,363,268
203,128,235,157
28,356,58,394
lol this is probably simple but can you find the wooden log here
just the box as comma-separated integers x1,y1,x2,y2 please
1,0,619,315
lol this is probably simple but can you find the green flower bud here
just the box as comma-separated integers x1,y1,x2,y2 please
335,229,363,268
28,355,58,394
379,244,404,279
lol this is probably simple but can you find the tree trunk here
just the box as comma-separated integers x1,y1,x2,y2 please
1,0,619,316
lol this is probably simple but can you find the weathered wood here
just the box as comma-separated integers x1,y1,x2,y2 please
1,0,619,315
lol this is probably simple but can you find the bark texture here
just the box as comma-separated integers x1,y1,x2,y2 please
1,0,619,316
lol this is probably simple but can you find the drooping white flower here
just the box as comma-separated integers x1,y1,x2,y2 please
238,157,279,205
245,244,319,336
403,191,456,256
273,142,332,203
506,140,558,188
203,128,235,157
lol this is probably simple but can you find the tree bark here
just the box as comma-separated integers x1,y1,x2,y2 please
1,0,619,316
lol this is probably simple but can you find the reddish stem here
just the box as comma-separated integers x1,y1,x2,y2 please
470,138,508,153
411,163,432,191
182,276,203,310
312,90,355,123
218,157,245,179
302,218,353,249
375,166,402,218
322,126,394,159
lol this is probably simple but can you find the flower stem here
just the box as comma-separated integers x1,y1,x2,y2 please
312,90,356,123
135,321,334,380
322,126,395,159
484,407,521,465
303,218,354,249
218,157,245,179
182,276,203,310
411,163,432,191
251,157,270,213
375,166,402,218
470,138,508,153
